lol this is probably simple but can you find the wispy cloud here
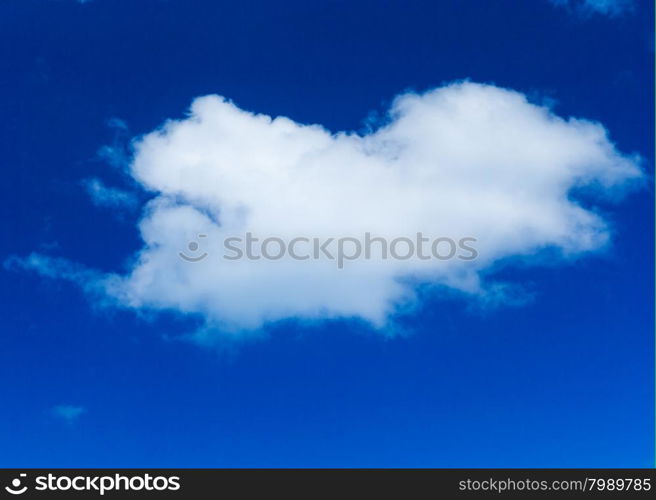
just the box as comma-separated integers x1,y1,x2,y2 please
97,117,131,170
52,404,86,423
550,0,634,17
84,178,138,211
4,253,116,308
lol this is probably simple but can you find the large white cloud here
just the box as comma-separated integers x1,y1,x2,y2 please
14,82,642,339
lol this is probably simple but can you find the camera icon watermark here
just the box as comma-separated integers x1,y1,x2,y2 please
178,234,208,262
5,474,28,495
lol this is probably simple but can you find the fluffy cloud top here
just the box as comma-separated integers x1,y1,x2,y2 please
15,82,642,338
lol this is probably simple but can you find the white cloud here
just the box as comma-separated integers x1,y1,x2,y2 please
52,404,86,423
12,82,642,340
550,0,634,16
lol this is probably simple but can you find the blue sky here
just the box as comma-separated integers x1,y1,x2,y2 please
0,0,653,467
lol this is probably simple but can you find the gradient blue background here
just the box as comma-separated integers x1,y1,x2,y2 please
0,0,653,467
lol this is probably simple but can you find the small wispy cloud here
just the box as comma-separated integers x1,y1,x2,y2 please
97,117,131,169
84,177,138,211
4,253,116,308
550,0,634,17
52,404,86,423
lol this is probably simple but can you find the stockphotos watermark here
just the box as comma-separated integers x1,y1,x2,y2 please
3,472,180,495
179,232,478,269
